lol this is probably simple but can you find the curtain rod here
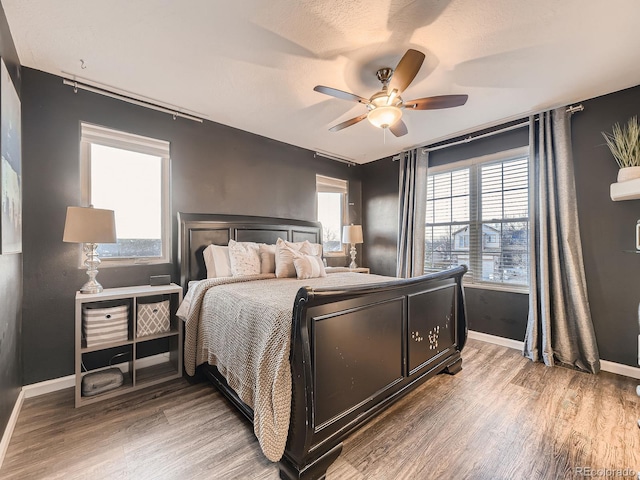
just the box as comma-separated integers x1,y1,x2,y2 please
314,151,357,166
392,104,584,157
62,78,204,123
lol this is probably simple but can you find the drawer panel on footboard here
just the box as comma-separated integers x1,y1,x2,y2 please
312,297,405,429
407,284,457,375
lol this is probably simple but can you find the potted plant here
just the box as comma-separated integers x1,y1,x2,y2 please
602,116,640,182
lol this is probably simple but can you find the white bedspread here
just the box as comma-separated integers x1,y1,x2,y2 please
179,272,391,461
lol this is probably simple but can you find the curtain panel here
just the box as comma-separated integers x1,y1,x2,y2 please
397,149,428,278
524,107,600,373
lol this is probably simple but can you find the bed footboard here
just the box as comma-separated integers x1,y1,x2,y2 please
281,266,467,480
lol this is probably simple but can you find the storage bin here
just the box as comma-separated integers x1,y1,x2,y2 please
137,298,170,337
82,303,129,347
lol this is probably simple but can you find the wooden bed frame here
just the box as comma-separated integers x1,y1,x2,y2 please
178,213,468,479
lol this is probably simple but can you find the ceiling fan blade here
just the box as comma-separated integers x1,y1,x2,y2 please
314,85,369,104
389,119,408,137
389,49,425,94
329,113,369,132
404,94,469,110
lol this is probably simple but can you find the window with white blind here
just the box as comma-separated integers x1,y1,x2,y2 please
424,147,530,290
80,123,171,265
316,175,348,255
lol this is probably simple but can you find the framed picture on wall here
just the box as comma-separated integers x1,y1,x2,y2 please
1,57,22,254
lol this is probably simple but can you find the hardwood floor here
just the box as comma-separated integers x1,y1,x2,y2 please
2,339,639,479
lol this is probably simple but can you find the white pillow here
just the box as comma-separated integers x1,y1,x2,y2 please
275,238,305,278
293,253,327,279
259,244,277,274
203,244,232,278
274,239,324,278
228,239,261,277
304,242,323,257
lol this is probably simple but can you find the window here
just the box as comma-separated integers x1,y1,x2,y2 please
80,123,171,265
424,147,529,290
316,175,348,255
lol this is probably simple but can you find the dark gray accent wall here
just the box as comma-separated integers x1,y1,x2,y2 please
572,84,640,367
22,68,359,384
0,3,22,441
361,157,398,277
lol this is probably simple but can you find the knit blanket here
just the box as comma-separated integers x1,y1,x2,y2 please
179,272,391,462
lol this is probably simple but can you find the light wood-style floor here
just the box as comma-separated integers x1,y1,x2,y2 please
2,339,639,480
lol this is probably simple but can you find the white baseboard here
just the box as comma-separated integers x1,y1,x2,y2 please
0,389,24,470
600,360,640,380
22,374,75,399
468,330,525,350
468,330,640,379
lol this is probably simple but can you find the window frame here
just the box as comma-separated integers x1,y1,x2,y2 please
316,174,349,257
426,146,530,294
80,122,171,267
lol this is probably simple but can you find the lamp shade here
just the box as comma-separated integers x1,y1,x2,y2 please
342,225,363,244
63,206,117,244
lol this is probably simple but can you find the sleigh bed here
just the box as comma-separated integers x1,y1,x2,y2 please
178,213,467,480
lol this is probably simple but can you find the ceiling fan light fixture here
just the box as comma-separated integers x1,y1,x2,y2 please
367,105,402,129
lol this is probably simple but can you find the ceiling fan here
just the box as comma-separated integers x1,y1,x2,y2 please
314,49,468,137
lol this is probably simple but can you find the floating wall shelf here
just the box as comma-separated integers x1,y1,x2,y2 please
610,178,640,201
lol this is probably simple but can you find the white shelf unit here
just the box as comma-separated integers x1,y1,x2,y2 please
75,283,183,407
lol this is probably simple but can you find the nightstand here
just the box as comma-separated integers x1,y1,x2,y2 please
325,266,370,274
75,283,183,407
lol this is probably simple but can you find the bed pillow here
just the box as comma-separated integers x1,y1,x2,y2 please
228,239,261,276
275,238,304,278
203,244,232,278
303,242,323,257
259,244,277,274
293,253,327,279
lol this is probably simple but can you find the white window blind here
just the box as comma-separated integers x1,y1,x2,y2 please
425,148,530,290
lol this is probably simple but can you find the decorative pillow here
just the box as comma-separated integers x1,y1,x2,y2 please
293,253,327,279
228,240,261,277
275,238,305,278
259,244,277,274
203,244,232,278
303,242,323,257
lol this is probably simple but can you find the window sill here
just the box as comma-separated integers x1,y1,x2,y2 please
86,258,171,268
463,282,529,295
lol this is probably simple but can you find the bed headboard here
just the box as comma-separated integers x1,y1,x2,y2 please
178,213,322,289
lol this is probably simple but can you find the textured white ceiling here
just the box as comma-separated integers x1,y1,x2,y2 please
4,0,639,163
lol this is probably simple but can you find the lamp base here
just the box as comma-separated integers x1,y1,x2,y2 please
80,279,104,294
80,242,104,294
349,243,358,269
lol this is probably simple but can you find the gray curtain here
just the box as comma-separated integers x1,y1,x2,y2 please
397,148,428,278
524,107,600,373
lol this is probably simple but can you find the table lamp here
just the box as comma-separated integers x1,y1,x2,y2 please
63,206,117,293
342,224,363,269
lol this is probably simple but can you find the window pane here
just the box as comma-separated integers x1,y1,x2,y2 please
451,195,469,222
91,144,162,258
432,173,451,199
433,198,452,224
451,169,469,196
317,191,343,252
503,189,528,218
482,191,503,221
426,199,434,224
425,154,529,289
